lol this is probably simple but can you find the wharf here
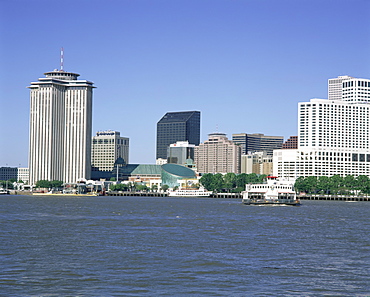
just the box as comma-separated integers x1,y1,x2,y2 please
107,191,241,198
299,195,369,202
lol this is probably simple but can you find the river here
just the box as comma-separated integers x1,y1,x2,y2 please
1,196,369,296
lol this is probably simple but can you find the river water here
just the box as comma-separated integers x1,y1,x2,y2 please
1,196,369,296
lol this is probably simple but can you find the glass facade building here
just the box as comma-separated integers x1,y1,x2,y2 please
156,111,200,159
232,133,283,156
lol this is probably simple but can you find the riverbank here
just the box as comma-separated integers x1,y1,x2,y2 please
7,190,370,201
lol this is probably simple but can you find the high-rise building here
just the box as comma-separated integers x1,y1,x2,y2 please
274,75,370,179
28,69,95,184
156,111,200,160
195,133,241,174
232,133,283,155
167,141,195,165
328,75,353,101
91,130,129,171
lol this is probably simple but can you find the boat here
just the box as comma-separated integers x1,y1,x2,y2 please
168,187,212,197
242,176,300,206
0,188,9,195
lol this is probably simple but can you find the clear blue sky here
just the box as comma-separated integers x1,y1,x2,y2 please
1,0,369,166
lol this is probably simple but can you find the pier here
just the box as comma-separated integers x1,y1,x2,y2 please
299,195,369,202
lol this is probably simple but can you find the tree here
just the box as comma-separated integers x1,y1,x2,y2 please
199,173,214,191
305,176,318,194
50,180,63,188
294,176,306,193
135,184,148,192
356,175,370,194
35,180,51,189
329,175,343,194
161,184,169,192
151,184,158,192
317,176,330,194
236,173,248,188
223,173,236,191
212,173,224,192
110,183,128,191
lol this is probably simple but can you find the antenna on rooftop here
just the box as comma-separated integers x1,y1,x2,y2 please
60,47,64,71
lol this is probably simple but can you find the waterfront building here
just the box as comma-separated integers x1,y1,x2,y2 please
0,167,18,181
195,133,241,174
232,133,283,156
282,136,298,149
274,75,370,179
18,168,29,184
156,111,200,160
241,152,273,175
119,164,162,183
167,141,195,165
91,130,129,172
28,69,95,185
161,163,197,189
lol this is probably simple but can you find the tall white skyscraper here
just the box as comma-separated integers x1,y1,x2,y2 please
274,75,370,179
28,69,95,185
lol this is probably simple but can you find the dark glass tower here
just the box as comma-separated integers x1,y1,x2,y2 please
232,133,283,156
156,111,200,159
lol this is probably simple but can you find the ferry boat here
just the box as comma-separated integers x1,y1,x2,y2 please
168,187,212,197
242,176,300,206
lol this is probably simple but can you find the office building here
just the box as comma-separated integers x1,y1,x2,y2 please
241,152,273,175
28,69,94,185
18,168,29,184
156,111,200,160
274,76,370,179
0,167,18,181
167,141,195,165
282,136,298,149
328,75,353,101
92,130,129,172
232,133,283,155
195,133,241,174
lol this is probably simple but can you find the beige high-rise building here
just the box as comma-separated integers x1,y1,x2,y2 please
28,69,95,185
195,133,241,174
91,130,129,171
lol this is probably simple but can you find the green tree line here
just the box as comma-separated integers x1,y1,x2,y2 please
294,175,370,195
199,173,267,193
0,179,17,189
35,180,64,189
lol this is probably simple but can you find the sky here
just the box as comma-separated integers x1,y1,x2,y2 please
0,0,369,166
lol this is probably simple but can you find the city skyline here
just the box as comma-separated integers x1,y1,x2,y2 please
1,0,369,167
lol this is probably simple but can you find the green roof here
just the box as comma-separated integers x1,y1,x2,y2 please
119,164,162,176
161,163,196,178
